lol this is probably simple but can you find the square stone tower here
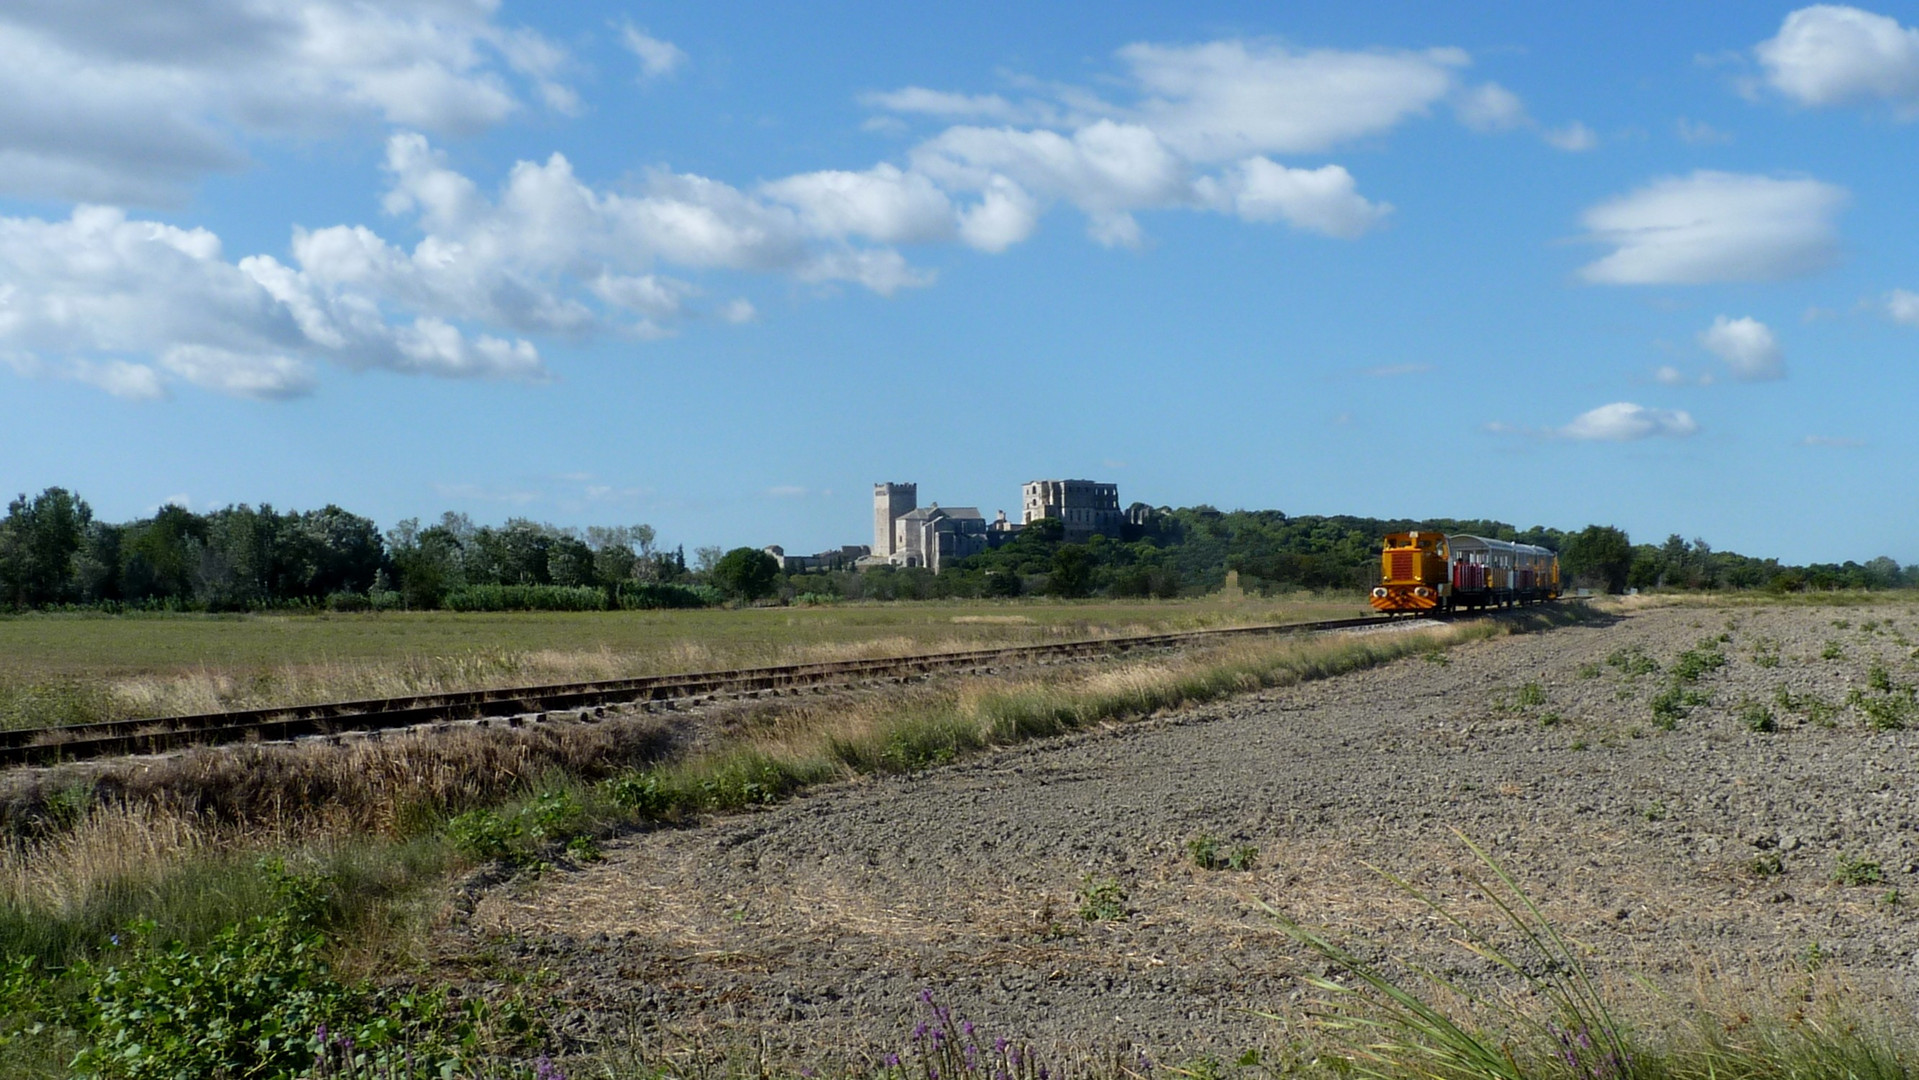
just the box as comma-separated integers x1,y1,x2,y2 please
873,482,916,557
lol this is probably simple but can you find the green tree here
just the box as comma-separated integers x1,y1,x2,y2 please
712,547,780,600
1561,524,1633,593
1047,544,1094,598
0,487,93,608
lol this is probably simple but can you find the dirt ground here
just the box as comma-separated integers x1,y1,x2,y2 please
449,601,1919,1062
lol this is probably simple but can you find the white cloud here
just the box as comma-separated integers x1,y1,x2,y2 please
859,87,1035,124
1212,159,1392,238
1675,117,1734,144
1454,83,1528,132
1885,288,1919,324
1543,122,1598,151
761,164,956,244
1577,171,1848,285
619,23,688,81
1756,5,1919,113
160,345,316,400
956,176,1041,252
1559,402,1700,441
719,298,757,324
1117,40,1463,160
0,1,574,204
1698,315,1786,381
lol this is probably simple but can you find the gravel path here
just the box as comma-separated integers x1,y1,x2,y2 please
453,602,1919,1060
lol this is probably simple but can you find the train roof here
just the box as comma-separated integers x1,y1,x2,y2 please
1446,534,1555,557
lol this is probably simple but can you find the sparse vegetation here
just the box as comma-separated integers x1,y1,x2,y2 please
1834,854,1886,887
1076,875,1127,921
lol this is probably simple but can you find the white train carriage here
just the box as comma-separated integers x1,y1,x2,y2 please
1445,535,1558,610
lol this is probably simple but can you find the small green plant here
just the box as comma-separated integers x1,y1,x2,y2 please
1537,711,1561,728
1643,800,1668,821
1515,681,1546,708
1749,851,1784,877
1802,940,1827,972
444,809,518,862
1869,664,1894,692
1421,650,1451,666
1187,833,1223,870
1569,738,1589,751
1671,641,1728,682
1076,875,1127,921
1883,888,1902,908
1576,662,1601,679
1822,640,1844,660
1606,648,1660,677
1856,691,1914,732
1740,701,1777,733
1833,619,1852,629
1227,844,1260,872
1834,854,1886,887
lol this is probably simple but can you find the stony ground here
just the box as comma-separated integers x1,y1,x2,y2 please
448,600,1919,1063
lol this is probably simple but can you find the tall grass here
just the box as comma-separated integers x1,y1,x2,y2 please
1269,833,1917,1080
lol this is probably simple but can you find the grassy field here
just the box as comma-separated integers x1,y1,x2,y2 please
0,594,1367,728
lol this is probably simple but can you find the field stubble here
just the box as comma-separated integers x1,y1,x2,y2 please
0,596,1362,731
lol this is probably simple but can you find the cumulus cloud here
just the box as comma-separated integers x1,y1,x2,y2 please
1559,402,1700,441
1756,5,1919,114
1577,171,1848,284
1885,288,1919,324
0,0,574,204
760,164,956,244
0,201,547,400
619,23,688,81
1207,159,1392,238
1698,315,1786,381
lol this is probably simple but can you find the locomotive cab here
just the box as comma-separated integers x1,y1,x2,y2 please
1371,531,1450,613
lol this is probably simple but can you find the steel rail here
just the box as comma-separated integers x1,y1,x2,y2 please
0,607,1525,767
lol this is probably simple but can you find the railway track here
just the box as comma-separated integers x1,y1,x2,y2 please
0,608,1524,768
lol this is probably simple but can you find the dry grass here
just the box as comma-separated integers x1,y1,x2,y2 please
0,595,1366,730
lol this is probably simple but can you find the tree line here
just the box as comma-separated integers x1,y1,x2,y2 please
1,487,1911,612
0,488,711,612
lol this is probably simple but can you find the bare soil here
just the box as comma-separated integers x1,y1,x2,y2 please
448,602,1919,1061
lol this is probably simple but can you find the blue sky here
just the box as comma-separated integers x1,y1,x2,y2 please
1,2,1915,564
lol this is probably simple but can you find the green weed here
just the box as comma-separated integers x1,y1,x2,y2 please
1834,854,1886,887
1076,876,1127,921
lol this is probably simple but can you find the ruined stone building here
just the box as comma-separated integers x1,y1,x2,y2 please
1022,479,1122,540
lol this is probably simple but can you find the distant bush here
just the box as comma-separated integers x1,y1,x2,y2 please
325,591,370,613
441,584,607,612
614,581,721,610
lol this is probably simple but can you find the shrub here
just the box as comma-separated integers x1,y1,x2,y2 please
1671,641,1727,682
325,591,370,613
441,584,607,612
615,581,721,610
1227,844,1260,872
1749,851,1784,877
1740,701,1777,733
1605,648,1659,677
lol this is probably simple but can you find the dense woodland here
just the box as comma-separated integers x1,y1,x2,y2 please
0,487,1912,612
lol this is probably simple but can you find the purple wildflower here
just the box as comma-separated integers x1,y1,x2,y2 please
929,1068,939,1080
886,1054,901,1069
962,1020,975,1037
315,1024,328,1043
994,1037,1008,1054
534,1056,566,1080
1009,1047,1024,1068
921,988,936,1004
1039,1065,1050,1080
914,1022,929,1041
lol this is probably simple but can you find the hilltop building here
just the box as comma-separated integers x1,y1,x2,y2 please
855,476,1122,572
1022,479,1122,540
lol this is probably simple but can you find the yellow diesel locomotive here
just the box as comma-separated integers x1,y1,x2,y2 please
1370,531,1559,614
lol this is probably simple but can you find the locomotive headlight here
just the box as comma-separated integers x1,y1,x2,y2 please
1414,587,1433,598
1371,587,1388,598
